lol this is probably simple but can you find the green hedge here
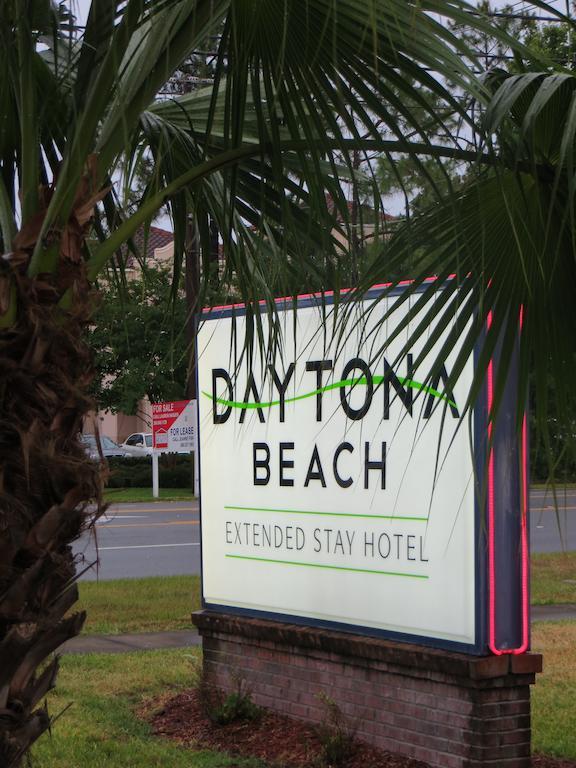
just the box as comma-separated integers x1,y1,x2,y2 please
106,454,194,488
104,445,572,487
531,443,576,483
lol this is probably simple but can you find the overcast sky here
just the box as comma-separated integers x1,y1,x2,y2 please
70,0,89,25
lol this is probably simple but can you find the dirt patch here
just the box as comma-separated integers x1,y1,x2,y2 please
147,689,431,767
146,688,576,768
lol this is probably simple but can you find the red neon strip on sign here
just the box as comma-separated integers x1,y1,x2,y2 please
517,413,530,654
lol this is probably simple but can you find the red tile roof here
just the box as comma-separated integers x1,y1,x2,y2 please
123,226,173,267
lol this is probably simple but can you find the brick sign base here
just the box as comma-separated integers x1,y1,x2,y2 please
192,611,542,768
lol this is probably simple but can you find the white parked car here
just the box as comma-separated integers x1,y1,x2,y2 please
120,432,154,456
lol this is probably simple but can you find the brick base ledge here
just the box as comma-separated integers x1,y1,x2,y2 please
193,610,542,768
192,610,542,683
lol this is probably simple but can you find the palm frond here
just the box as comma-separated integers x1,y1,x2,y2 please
359,61,576,480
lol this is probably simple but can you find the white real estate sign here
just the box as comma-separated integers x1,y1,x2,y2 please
197,289,477,649
152,399,196,453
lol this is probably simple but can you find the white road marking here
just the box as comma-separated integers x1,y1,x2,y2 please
109,514,149,518
98,542,200,551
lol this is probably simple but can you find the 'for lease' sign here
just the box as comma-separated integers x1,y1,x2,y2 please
152,399,195,452
197,286,480,652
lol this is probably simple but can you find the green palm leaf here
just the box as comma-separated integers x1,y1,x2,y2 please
360,58,576,482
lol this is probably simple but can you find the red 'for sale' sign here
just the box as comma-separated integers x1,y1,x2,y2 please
152,400,195,452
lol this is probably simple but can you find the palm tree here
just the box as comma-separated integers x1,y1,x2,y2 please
0,1,529,764
358,1,576,480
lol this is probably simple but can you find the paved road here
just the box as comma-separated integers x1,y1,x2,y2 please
530,488,576,553
75,489,576,580
75,502,201,581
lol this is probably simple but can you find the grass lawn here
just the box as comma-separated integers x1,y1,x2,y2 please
30,624,576,765
32,649,265,768
532,621,576,759
77,576,201,635
531,552,576,605
103,487,195,503
75,552,574,637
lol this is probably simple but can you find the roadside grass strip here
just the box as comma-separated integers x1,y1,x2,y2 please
531,553,576,605
103,488,196,503
32,650,266,768
77,576,201,635
532,621,576,759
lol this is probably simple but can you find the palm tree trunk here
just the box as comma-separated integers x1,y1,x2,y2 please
0,222,105,766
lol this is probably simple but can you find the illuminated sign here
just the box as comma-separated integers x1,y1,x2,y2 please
197,285,528,654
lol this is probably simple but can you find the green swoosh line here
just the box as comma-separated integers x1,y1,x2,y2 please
226,554,428,579
202,375,456,410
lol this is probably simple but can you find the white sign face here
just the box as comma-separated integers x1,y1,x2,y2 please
152,399,196,453
197,290,476,648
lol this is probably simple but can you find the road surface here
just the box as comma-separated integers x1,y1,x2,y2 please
76,502,201,581
75,489,576,580
531,487,576,553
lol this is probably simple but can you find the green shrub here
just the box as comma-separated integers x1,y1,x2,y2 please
192,660,260,726
209,687,261,725
315,693,356,767
106,455,194,488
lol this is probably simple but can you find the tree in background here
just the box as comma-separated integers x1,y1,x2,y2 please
90,267,189,414
375,2,575,216
522,12,576,71
376,89,465,216
90,258,236,414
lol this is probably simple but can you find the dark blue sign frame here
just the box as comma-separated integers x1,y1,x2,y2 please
196,282,528,657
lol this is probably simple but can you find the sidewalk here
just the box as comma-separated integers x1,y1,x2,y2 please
62,629,201,654
531,603,576,621
61,604,576,655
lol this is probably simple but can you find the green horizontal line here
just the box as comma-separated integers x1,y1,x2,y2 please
226,554,428,579
202,375,456,411
224,504,428,522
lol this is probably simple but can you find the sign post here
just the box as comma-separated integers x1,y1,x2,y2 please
152,450,159,498
151,399,197,497
193,401,200,498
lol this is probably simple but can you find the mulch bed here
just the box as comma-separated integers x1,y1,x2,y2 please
146,688,576,768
